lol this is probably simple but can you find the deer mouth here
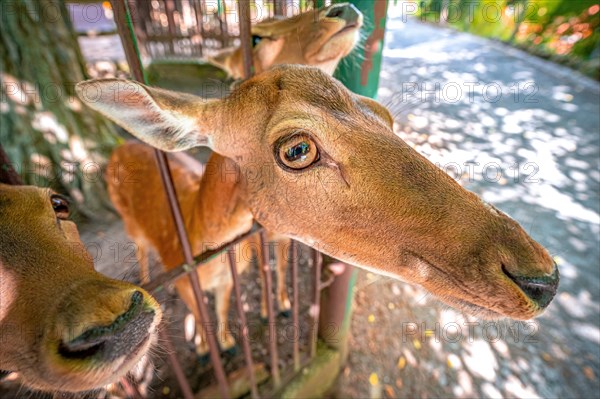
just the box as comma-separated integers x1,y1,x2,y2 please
334,22,360,37
501,263,559,310
400,250,549,319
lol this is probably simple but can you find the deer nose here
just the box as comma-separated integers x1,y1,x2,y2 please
325,3,361,24
502,264,559,309
58,291,155,362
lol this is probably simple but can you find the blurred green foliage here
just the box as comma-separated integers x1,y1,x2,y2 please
416,0,600,79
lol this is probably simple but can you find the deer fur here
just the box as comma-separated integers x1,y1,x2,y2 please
104,3,364,355
77,65,559,327
0,183,161,392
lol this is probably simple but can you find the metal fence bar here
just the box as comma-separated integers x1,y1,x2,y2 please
120,375,142,399
309,249,322,358
290,240,300,371
111,1,230,397
227,247,260,399
220,0,230,46
143,224,263,293
154,152,231,399
192,0,206,56
164,0,177,54
238,0,253,78
159,328,195,399
259,230,281,387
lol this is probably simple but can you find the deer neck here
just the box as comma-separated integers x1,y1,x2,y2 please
190,152,254,252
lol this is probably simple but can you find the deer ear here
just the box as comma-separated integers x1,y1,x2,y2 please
76,79,220,152
254,37,285,73
208,49,238,76
357,95,394,129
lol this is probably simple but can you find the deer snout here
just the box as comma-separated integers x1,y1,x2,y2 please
325,3,361,25
502,263,559,309
58,291,156,362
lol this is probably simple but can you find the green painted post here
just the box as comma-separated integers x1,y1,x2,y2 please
317,0,389,361
333,0,389,99
315,0,327,8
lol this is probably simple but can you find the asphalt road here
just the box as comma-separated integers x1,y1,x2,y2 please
333,6,600,399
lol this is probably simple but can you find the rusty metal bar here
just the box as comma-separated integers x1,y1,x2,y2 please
237,0,253,79
227,247,260,399
259,230,281,387
154,152,231,399
120,374,143,399
159,328,195,399
290,240,300,371
164,0,177,54
220,0,230,46
192,0,206,56
143,224,263,293
309,249,322,358
111,1,230,397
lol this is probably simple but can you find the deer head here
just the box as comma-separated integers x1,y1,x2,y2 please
77,65,558,320
0,182,161,392
209,2,363,78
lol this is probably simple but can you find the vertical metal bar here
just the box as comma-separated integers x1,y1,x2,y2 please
309,249,322,358
220,0,229,46
111,1,231,398
120,374,143,399
227,248,260,399
290,240,300,371
164,0,177,54
193,0,205,56
237,0,253,78
258,230,281,387
154,154,231,399
159,329,195,399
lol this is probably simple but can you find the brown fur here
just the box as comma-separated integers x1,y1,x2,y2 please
77,65,558,322
102,4,364,354
209,3,363,79
0,184,161,392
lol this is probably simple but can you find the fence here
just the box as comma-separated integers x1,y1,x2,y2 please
131,0,320,59
107,0,353,398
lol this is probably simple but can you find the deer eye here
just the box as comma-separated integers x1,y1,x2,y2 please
275,133,320,171
51,194,70,220
252,35,263,47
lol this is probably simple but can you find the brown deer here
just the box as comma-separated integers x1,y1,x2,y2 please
209,2,363,78
77,64,559,336
103,2,363,356
0,182,162,392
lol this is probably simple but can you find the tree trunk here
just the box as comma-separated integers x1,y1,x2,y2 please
0,0,118,218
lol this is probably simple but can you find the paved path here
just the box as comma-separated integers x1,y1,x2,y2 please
334,5,600,399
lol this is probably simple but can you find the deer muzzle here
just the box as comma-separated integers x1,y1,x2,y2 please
57,291,156,363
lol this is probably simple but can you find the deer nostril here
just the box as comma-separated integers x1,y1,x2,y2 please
326,6,345,19
502,264,559,309
58,291,153,361
326,4,360,24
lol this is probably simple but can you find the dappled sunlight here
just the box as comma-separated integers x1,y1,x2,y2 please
341,5,599,399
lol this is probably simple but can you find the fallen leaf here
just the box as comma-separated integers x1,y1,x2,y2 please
384,384,395,398
583,366,595,381
370,372,379,386
542,352,552,363
397,356,406,370
413,339,422,350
